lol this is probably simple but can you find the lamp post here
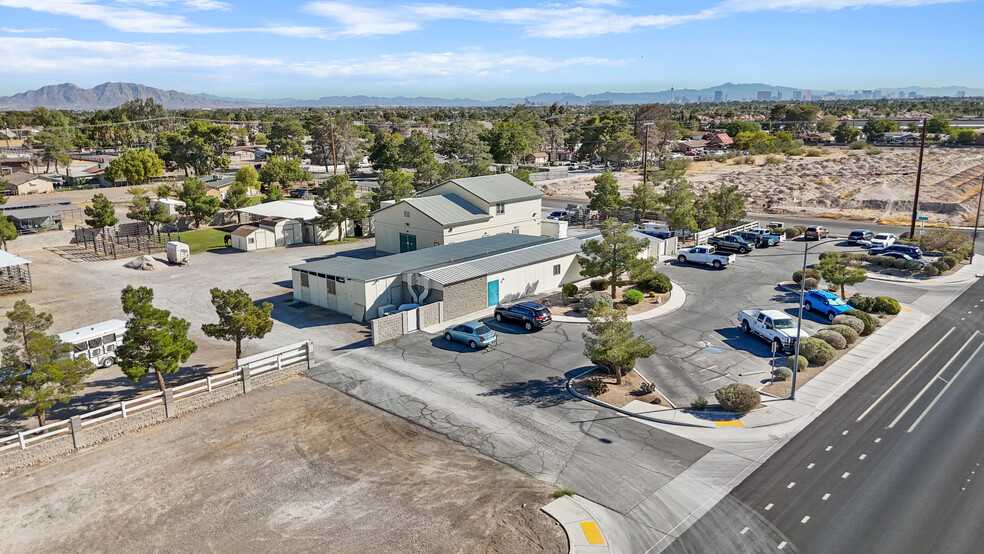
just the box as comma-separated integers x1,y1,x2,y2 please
972,174,984,262
642,123,653,187
790,236,840,400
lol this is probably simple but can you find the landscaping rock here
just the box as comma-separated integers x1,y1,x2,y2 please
124,255,158,271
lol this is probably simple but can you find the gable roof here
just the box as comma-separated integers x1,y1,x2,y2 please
5,172,45,186
399,194,490,227
203,176,235,189
418,236,583,285
232,225,260,237
436,174,543,204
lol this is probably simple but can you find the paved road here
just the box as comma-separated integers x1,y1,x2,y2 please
666,277,984,553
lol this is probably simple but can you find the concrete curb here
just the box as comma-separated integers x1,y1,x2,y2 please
541,495,611,553
551,280,687,324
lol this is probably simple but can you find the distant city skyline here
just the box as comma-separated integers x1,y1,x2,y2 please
0,0,981,100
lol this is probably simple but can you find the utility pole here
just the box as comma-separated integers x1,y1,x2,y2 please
909,119,927,238
329,122,338,176
972,174,984,262
642,123,651,186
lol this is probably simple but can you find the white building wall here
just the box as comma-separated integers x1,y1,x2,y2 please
487,253,579,304
444,198,542,245
374,203,446,254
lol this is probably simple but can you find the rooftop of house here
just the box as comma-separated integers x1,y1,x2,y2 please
398,194,491,228
424,173,543,205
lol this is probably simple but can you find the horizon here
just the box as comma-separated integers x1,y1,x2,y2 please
1,1,982,100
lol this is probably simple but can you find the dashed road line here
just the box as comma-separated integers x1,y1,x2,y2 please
889,332,980,429
740,527,749,535
842,430,849,435
801,516,810,524
875,437,882,443
807,463,815,469
787,482,796,489
765,503,774,511
842,472,851,479
825,446,833,451
778,541,787,550
822,493,831,501
859,454,867,460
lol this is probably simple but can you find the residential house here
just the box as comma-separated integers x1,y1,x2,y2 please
801,132,834,145
703,133,735,149
674,140,709,153
3,173,55,195
201,175,238,200
372,173,543,255
0,158,32,175
523,152,549,165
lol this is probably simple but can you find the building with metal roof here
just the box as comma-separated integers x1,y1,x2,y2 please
290,233,585,322
0,250,32,295
1,201,75,231
372,173,544,255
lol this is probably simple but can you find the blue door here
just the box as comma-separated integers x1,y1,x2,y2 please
487,280,499,306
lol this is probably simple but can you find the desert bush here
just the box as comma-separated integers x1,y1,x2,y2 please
794,225,807,236
844,309,876,335
943,255,960,269
623,289,644,305
824,324,859,344
864,145,883,155
772,366,793,381
803,278,819,291
904,260,924,272
764,155,784,165
799,337,837,364
786,355,809,372
923,263,940,276
873,296,901,315
847,294,877,313
892,258,906,269
814,329,847,350
690,396,708,410
562,283,579,298
644,271,673,293
589,279,607,291
848,140,867,150
932,259,949,273
553,489,576,498
584,377,608,396
832,314,865,334
805,148,824,157
582,291,613,310
785,227,801,239
714,383,760,414
639,381,656,395
793,267,822,284
919,227,973,256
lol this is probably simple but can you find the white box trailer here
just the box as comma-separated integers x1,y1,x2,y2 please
166,241,190,265
57,319,127,368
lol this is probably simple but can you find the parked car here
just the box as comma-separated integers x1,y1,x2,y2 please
444,321,497,349
494,302,552,331
676,245,735,269
805,226,829,240
289,188,309,198
737,230,778,248
803,290,852,321
871,244,922,259
847,229,874,245
546,210,569,221
751,228,785,243
867,233,897,248
737,309,808,353
707,234,755,254
878,252,925,266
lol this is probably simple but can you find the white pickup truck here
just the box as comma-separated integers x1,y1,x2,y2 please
676,245,735,269
737,309,808,353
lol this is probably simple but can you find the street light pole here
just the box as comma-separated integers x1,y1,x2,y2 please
972,174,984,262
790,236,838,400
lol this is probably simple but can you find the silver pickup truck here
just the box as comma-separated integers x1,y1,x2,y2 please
738,309,808,353
676,245,735,269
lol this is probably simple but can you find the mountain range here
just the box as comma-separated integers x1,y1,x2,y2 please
1,82,981,110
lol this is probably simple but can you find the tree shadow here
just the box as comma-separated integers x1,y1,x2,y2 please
477,375,574,408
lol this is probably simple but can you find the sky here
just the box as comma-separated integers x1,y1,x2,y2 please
0,0,981,100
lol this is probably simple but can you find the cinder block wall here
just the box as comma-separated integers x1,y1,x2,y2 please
443,277,489,319
371,312,405,345
418,302,443,328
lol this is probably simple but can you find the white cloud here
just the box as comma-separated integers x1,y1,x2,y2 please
1,27,55,33
302,2,423,36
116,0,230,9
0,0,225,33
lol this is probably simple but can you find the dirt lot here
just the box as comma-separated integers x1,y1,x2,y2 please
0,377,567,553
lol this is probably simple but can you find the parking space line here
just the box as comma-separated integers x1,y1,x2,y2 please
787,482,795,489
740,527,749,535
765,503,774,511
842,472,850,479
801,516,810,524
807,463,814,469
778,541,787,549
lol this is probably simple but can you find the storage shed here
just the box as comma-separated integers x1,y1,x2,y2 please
231,225,275,251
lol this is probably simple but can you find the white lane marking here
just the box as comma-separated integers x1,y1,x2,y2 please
740,527,749,535
859,454,867,460
962,318,966,321
842,472,851,478
875,437,882,443
822,493,831,500
807,463,815,469
890,332,981,429
857,327,956,422
801,516,811,524
787,482,796,489
778,541,787,550
842,430,849,435
826,446,833,451
765,503,774,511
908,339,984,433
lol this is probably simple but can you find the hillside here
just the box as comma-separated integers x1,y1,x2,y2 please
0,82,259,110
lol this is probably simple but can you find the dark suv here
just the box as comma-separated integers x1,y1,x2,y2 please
736,231,777,248
708,234,755,254
871,244,923,259
847,229,873,245
493,302,552,331
805,226,829,240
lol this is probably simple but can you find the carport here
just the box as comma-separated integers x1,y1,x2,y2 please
0,250,32,295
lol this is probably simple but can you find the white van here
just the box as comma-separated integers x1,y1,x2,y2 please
57,319,127,368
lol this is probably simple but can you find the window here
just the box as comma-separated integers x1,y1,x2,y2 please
248,237,254,244
404,210,411,218
496,202,505,214
300,272,309,287
553,264,561,276
326,279,336,295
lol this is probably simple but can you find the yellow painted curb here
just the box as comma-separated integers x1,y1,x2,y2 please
580,521,606,545
900,306,913,312
715,420,745,427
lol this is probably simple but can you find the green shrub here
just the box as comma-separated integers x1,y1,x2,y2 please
814,329,847,350
785,227,801,239
943,255,960,269
772,366,793,380
690,396,708,410
623,289,644,305
924,263,940,277
786,355,809,372
874,296,901,315
848,140,867,150
847,295,877,313
552,489,576,498
639,381,656,395
892,258,906,269
832,315,865,334
904,260,924,272
584,377,608,396
714,383,760,414
844,309,876,335
562,283,579,298
803,278,819,291
644,271,673,293
864,145,882,155
799,337,837,364
932,259,949,273
582,291,613,310
589,279,607,291
794,225,807,236
805,148,823,157
792,267,822,284
764,155,784,165
824,324,859,345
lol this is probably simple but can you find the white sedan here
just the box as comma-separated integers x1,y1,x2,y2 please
865,233,897,248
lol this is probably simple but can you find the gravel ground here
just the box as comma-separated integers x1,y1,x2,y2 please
0,376,567,553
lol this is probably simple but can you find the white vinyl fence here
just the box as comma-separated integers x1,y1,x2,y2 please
0,341,311,456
